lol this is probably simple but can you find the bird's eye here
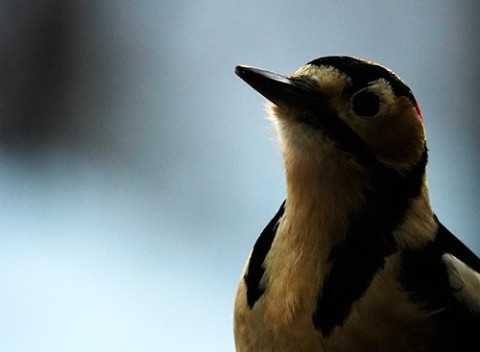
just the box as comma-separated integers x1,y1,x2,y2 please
351,91,381,118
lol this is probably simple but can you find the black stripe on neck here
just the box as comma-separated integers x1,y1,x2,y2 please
313,148,428,335
244,201,285,308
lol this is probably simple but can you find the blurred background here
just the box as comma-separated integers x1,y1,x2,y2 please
0,1,479,351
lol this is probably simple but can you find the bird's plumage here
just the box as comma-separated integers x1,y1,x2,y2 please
233,56,480,351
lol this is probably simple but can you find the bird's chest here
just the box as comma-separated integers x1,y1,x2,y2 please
234,232,327,351
261,223,329,333
235,220,335,351
234,229,432,352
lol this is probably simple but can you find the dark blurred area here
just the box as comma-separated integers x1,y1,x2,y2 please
1,1,75,150
0,1,118,158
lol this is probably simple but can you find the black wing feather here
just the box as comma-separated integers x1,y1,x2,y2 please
400,217,480,351
435,218,480,272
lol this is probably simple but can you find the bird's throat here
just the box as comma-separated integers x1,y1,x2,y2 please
261,156,368,331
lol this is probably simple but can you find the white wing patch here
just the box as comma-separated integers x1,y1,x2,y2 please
442,253,480,316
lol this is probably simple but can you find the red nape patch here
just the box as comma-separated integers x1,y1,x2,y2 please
415,102,422,119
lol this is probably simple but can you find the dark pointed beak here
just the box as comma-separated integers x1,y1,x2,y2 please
235,65,322,110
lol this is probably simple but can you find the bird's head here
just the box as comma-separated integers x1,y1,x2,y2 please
236,56,426,171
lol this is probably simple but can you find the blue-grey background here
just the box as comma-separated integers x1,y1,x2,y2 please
1,1,479,351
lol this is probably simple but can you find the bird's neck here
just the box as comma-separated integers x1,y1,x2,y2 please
261,157,361,332
284,152,368,232
282,148,436,250
262,157,436,333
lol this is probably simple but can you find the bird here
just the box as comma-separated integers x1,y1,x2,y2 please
233,56,480,352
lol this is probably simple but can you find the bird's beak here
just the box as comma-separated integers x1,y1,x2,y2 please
235,65,321,110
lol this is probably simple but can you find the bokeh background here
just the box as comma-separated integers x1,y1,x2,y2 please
1,1,479,351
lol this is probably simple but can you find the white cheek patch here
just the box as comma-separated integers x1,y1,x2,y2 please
442,253,480,316
347,78,396,121
365,78,396,109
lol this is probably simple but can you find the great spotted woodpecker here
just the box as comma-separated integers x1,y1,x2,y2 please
233,56,480,352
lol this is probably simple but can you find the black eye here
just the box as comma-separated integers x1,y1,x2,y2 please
352,91,381,118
